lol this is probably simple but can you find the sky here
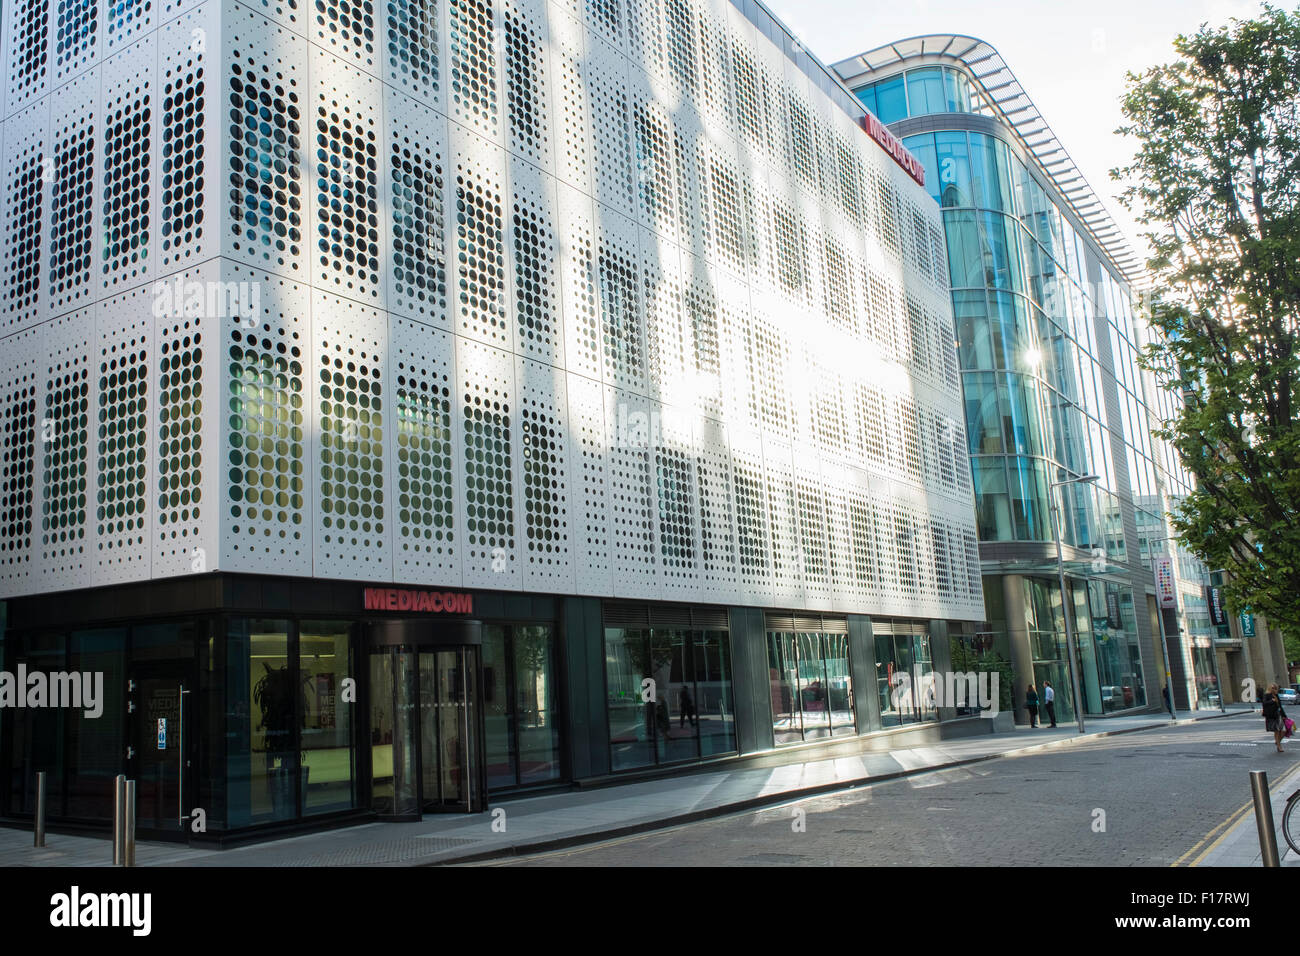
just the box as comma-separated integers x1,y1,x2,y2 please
761,0,1268,263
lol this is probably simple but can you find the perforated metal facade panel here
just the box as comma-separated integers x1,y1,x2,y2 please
0,0,983,623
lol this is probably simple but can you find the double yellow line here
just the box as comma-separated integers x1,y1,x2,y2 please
1174,769,1295,866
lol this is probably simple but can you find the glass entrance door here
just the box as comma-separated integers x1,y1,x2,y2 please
368,641,485,816
369,648,419,817
419,648,482,812
126,663,192,836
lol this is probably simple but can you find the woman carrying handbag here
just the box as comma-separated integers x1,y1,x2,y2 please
1262,683,1289,752
1025,683,1040,729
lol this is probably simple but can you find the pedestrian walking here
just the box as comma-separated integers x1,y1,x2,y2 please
1263,683,1288,753
679,684,697,729
1025,683,1039,728
1043,680,1057,727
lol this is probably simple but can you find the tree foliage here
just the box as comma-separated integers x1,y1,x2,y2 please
1114,5,1300,632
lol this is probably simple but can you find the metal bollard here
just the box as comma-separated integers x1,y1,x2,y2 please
34,771,47,848
123,779,137,868
1249,770,1281,867
113,775,126,865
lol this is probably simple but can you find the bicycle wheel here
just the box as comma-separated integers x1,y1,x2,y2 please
1283,791,1300,857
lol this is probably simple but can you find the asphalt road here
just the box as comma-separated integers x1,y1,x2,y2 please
500,717,1300,866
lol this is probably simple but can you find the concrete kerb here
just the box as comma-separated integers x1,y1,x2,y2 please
438,710,1253,866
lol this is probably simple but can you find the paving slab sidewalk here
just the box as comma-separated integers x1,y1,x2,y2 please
0,707,1251,867
1192,745,1300,867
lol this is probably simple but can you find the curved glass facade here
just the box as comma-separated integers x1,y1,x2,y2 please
854,66,980,124
838,52,1217,719
903,127,1135,556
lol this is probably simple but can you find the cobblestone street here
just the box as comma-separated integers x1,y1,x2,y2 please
502,720,1300,866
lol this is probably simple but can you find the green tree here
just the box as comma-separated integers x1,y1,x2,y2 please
1113,5,1300,632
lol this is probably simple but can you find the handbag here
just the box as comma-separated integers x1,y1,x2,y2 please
1285,717,1295,739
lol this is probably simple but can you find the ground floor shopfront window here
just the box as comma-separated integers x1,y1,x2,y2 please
605,628,735,770
768,631,855,743
4,621,208,832
1080,581,1146,713
482,624,563,790
227,618,359,827
4,605,574,833
874,631,936,727
1024,577,1077,724
1189,639,1221,709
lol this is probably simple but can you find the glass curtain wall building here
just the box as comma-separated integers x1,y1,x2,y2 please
0,0,984,841
833,37,1223,720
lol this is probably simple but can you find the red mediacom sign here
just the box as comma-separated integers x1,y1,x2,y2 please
862,111,926,188
363,587,474,614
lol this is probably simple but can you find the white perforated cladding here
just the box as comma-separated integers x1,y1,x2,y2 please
565,369,610,594
152,261,218,578
516,354,572,590
105,0,155,55
311,49,386,305
386,88,450,328
694,415,736,598
456,335,519,588
604,385,656,598
95,284,153,583
390,315,462,582
557,179,599,379
222,4,307,277
384,0,442,110
452,128,510,349
550,8,589,192
503,0,552,171
312,290,388,578
2,99,47,334
313,0,376,73
100,34,158,293
0,326,42,591
38,308,93,589
509,155,563,365
218,262,311,574
653,403,698,599
6,0,52,114
0,0,982,621
46,71,99,318
761,438,803,606
157,6,219,272
448,0,500,140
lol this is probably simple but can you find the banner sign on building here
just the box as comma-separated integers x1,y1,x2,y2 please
1205,586,1228,627
1240,611,1256,638
862,112,927,187
1153,556,1176,609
